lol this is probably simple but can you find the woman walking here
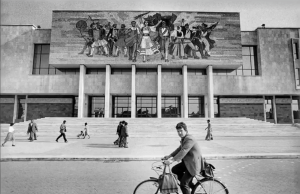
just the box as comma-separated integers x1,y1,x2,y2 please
2,123,16,147
83,122,90,139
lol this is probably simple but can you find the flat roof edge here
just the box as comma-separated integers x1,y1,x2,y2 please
52,10,240,14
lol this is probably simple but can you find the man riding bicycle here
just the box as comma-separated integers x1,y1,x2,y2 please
163,122,204,194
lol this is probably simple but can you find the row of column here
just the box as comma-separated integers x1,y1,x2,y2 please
77,64,215,119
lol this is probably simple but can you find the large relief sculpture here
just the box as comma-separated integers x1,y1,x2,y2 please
50,11,242,65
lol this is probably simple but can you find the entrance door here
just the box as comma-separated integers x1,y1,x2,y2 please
89,96,105,117
112,96,131,118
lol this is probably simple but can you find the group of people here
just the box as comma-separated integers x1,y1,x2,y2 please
78,16,218,62
114,121,129,148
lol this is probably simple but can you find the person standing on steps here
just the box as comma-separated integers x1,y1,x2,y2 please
2,123,16,147
205,120,213,141
119,121,129,148
28,119,38,142
56,120,68,143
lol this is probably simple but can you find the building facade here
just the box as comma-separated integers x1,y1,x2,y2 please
1,11,299,124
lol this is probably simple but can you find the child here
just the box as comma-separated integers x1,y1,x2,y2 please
83,123,90,139
77,124,85,139
2,123,16,147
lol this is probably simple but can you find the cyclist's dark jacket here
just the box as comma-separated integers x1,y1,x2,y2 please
170,134,204,176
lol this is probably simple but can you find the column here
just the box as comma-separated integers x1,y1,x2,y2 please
272,95,277,124
291,95,294,124
263,96,266,122
204,95,208,118
105,64,111,118
78,64,86,118
183,65,188,118
206,65,214,118
131,64,136,118
13,95,18,123
24,95,28,121
157,65,162,118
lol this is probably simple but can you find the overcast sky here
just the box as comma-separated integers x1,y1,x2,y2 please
1,0,299,31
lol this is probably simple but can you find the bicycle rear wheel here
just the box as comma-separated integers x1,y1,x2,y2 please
133,179,160,194
192,178,229,194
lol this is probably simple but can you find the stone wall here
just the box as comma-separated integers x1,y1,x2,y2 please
162,75,183,94
220,103,264,120
276,104,292,123
1,26,79,95
110,74,131,94
27,103,73,120
85,74,106,94
136,74,157,95
0,104,14,123
188,75,207,94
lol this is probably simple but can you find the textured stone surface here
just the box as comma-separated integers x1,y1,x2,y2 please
84,74,106,94
161,74,183,94
1,26,79,94
49,11,242,66
187,75,208,94
27,103,73,120
220,104,264,120
110,74,131,94
136,74,157,95
276,104,292,123
0,104,14,123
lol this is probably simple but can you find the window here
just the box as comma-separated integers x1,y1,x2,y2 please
87,68,106,74
111,68,131,74
136,68,157,74
33,44,79,75
112,96,131,117
296,69,300,86
187,69,206,75
213,46,258,76
188,97,204,117
293,42,299,60
136,97,157,117
162,69,182,75
161,97,181,117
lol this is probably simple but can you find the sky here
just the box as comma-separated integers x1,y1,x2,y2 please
1,0,300,31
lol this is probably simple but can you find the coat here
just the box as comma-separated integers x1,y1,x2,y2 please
28,123,38,133
120,125,128,137
170,134,204,176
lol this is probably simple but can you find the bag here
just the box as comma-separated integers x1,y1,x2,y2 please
200,158,215,178
159,165,178,194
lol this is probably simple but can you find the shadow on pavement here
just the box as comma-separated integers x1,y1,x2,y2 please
86,144,120,148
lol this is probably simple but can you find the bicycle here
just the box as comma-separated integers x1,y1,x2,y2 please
133,160,229,194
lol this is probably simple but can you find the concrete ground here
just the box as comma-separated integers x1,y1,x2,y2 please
1,132,300,161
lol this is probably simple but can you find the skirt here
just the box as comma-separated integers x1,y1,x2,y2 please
139,36,159,56
5,132,14,141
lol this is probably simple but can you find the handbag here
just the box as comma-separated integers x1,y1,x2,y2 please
200,158,215,178
159,165,178,194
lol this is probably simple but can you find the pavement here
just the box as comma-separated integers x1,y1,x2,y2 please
1,130,300,161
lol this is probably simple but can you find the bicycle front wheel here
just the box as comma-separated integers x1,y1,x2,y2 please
133,179,160,194
192,178,229,194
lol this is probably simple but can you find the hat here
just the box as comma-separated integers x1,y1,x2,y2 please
121,24,126,28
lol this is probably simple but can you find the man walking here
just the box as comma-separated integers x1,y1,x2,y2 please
163,122,204,194
28,120,38,142
56,120,68,143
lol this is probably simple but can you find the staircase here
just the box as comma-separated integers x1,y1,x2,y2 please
1,117,299,137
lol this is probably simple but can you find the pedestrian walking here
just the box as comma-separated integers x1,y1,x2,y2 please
114,121,122,145
119,121,129,148
83,122,90,139
2,123,16,147
56,120,68,143
27,119,38,142
205,120,213,141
